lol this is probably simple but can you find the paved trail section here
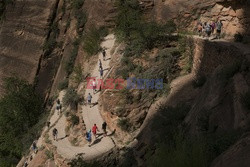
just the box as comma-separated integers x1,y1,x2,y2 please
48,34,116,160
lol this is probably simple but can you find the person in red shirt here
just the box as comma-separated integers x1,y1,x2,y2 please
92,124,99,138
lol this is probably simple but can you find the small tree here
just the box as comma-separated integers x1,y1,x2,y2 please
63,87,80,110
70,114,80,126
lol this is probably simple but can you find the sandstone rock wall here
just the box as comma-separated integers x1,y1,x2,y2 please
192,38,245,76
184,38,250,134
0,0,54,95
140,0,250,38
211,132,250,167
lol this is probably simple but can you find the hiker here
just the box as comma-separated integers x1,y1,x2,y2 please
102,122,107,137
99,59,103,70
205,22,212,38
92,80,97,94
86,129,92,146
47,121,50,128
102,49,106,61
202,22,206,38
52,128,58,141
92,124,99,138
99,68,104,78
87,93,92,108
197,23,203,36
29,155,33,161
32,141,38,154
211,21,216,34
56,99,61,115
23,158,28,167
216,20,223,39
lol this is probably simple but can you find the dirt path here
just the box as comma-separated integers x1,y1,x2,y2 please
49,34,116,160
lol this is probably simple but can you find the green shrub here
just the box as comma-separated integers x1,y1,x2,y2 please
58,78,69,90
0,77,43,166
65,39,80,76
65,111,70,117
71,137,78,146
83,26,108,56
70,114,80,126
117,118,131,131
116,67,129,79
45,133,52,144
43,22,59,57
178,36,194,73
45,150,54,160
119,89,133,104
72,65,83,85
75,10,87,31
63,87,80,110
43,37,57,57
115,107,126,117
115,0,143,40
71,0,84,9
115,0,176,57
153,48,180,82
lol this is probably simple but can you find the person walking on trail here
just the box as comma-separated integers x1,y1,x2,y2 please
32,141,38,154
216,20,223,39
56,99,61,115
102,49,106,61
211,21,216,34
92,124,99,138
52,128,58,141
86,129,92,147
87,93,92,108
92,80,97,94
202,22,206,38
99,68,104,78
197,23,203,36
23,158,28,167
205,22,212,38
99,59,103,70
102,122,107,137
47,121,50,128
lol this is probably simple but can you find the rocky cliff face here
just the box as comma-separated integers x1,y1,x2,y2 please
184,38,250,135
0,0,54,95
211,132,250,167
140,0,250,38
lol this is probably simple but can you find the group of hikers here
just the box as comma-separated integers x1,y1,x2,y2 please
51,48,109,147
196,20,223,39
85,122,107,147
24,47,109,167
51,122,107,147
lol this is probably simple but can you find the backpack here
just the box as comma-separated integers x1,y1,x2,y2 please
206,25,211,32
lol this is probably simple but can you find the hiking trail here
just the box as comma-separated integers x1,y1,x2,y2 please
49,34,116,160
26,34,116,165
